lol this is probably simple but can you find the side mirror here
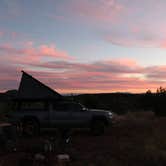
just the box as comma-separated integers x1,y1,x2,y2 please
82,107,87,111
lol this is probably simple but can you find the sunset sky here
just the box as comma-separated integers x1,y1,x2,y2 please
1,0,166,94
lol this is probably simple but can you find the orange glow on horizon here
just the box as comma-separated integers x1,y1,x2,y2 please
57,88,157,94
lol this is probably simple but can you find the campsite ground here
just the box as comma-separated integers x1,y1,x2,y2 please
1,111,166,166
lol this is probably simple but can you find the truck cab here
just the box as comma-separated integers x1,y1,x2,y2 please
8,100,113,136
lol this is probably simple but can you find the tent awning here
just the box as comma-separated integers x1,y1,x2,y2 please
17,71,62,100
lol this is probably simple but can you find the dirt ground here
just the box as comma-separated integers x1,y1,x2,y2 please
1,111,166,166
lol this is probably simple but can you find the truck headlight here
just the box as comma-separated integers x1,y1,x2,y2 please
108,112,113,118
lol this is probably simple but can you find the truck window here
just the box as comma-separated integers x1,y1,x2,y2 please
20,101,46,111
68,103,83,111
53,103,69,111
52,102,83,112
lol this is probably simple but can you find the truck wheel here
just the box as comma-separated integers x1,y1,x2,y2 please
91,120,105,136
22,120,39,136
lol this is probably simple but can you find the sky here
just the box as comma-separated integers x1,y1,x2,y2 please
1,0,166,94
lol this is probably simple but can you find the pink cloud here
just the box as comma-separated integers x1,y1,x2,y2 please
1,48,166,93
11,32,19,39
0,31,5,37
25,68,164,94
38,45,72,59
0,43,73,66
159,41,166,48
66,0,124,23
7,59,164,93
64,0,166,49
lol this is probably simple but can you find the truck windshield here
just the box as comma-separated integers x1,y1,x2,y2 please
53,102,86,112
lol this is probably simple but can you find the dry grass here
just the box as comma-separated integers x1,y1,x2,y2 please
70,111,166,166
1,111,166,166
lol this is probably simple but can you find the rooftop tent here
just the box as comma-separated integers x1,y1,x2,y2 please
17,71,62,100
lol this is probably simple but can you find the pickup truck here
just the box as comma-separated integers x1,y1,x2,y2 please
8,101,113,135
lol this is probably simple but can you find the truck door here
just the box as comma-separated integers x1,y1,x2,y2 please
20,101,50,128
49,102,72,128
69,103,91,127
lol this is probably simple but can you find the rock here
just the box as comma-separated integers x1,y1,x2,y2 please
34,153,46,161
57,154,70,166
33,153,47,166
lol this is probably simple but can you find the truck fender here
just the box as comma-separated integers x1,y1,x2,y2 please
91,116,108,126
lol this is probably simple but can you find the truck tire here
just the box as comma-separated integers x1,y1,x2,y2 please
22,119,39,136
91,120,105,136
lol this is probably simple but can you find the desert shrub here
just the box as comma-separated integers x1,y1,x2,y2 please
0,101,13,121
153,94,166,116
